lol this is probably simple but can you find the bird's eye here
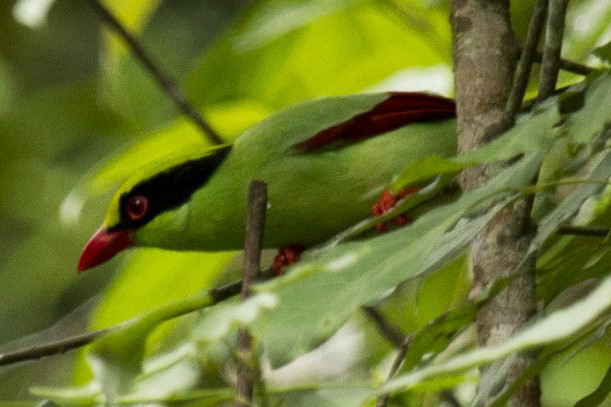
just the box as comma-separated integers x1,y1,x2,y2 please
126,195,149,220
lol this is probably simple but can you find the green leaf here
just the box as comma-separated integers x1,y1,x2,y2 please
593,41,611,64
89,251,234,331
480,350,554,407
530,148,611,255
186,0,451,109
383,274,611,394
71,250,233,386
541,336,611,407
116,387,233,406
233,0,357,51
391,96,560,192
83,291,224,398
251,153,542,366
531,137,583,221
575,366,611,407
390,157,465,192
29,384,101,404
191,294,278,344
562,73,611,146
268,387,373,407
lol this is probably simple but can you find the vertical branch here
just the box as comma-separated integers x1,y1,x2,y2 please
450,1,540,407
538,0,569,101
236,180,268,407
505,0,549,126
88,0,224,146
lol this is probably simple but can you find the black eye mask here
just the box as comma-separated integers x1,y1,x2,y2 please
110,145,232,231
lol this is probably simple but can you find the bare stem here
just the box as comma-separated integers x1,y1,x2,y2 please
236,180,268,407
538,0,569,102
88,0,224,145
505,0,549,127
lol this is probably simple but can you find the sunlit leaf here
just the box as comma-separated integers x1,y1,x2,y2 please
186,0,451,109
383,275,611,394
71,250,234,386
576,365,611,407
82,289,236,398
234,0,357,50
541,337,611,407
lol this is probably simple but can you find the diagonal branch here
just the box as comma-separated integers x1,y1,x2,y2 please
0,277,255,367
0,328,114,367
362,306,405,347
88,0,224,146
376,336,414,407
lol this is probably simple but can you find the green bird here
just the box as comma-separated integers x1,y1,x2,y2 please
78,92,457,273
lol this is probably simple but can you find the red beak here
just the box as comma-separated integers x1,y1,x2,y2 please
78,228,133,273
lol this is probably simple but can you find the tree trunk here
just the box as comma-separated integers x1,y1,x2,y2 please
449,1,541,406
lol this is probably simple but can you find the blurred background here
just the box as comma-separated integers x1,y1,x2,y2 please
0,0,610,405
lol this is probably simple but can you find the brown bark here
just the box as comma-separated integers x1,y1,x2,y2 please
450,1,540,406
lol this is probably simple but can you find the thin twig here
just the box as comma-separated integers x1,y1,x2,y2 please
0,328,114,367
538,0,569,102
554,55,596,76
236,180,268,407
362,306,405,347
529,50,596,77
557,225,611,237
376,336,414,407
88,0,224,146
505,0,549,127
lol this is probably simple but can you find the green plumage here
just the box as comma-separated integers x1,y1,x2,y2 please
105,93,457,252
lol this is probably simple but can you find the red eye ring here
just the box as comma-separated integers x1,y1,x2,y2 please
126,195,149,221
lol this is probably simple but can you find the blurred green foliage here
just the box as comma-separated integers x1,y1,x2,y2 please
1,0,611,406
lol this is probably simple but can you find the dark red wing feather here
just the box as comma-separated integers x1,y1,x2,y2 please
292,92,456,153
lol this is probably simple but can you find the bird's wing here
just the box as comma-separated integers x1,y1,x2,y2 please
290,92,456,153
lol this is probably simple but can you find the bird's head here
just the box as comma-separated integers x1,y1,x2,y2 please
78,145,231,273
